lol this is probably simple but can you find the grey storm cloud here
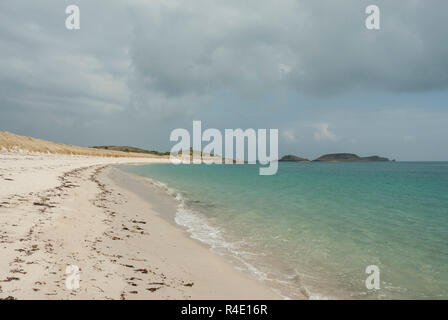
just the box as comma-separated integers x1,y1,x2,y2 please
0,0,447,159
128,0,448,97
1,0,447,112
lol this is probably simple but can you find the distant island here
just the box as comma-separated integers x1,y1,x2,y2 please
279,155,310,162
313,153,390,162
279,153,390,162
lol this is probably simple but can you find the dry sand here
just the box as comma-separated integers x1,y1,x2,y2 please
0,150,278,299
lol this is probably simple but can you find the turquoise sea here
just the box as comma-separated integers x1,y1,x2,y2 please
120,162,448,299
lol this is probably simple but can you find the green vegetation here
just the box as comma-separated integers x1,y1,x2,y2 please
91,145,171,156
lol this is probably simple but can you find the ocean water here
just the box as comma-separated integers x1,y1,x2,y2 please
119,162,448,299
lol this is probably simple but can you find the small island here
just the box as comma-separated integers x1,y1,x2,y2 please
279,153,390,162
313,153,390,162
279,155,310,162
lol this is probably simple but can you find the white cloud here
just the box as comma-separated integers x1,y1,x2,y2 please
313,123,339,142
279,63,292,75
282,129,296,142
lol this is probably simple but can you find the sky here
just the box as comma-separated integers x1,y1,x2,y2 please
0,0,447,160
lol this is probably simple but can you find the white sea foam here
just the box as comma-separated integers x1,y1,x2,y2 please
141,176,233,251
139,174,329,300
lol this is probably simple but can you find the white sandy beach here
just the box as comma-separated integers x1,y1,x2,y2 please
0,150,279,299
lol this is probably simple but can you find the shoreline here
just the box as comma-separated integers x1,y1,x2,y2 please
103,166,280,299
0,152,279,299
111,165,308,300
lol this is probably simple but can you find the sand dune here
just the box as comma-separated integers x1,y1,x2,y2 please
0,131,167,158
